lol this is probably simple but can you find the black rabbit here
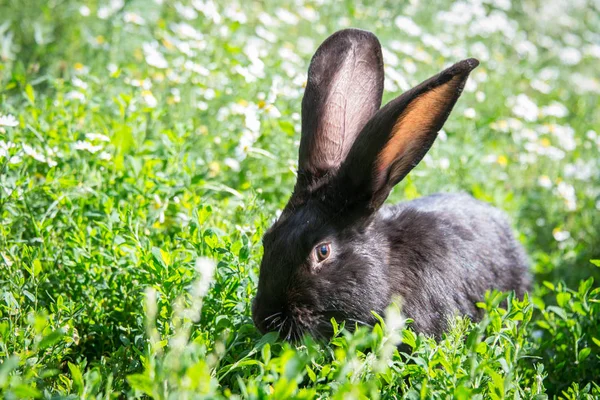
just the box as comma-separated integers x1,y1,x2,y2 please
252,28,530,340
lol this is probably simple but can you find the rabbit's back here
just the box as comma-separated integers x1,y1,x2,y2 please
378,193,530,336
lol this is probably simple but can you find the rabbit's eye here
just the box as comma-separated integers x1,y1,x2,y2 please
315,243,331,262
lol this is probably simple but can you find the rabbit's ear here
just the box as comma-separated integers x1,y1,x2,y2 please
298,29,384,191
340,59,479,210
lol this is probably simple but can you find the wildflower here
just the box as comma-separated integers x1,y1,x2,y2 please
571,74,600,94
491,0,511,10
168,88,181,104
483,154,498,163
463,108,476,119
0,140,15,158
142,91,158,108
556,181,577,211
98,0,123,19
385,67,410,92
275,8,299,25
559,47,582,65
465,78,477,92
72,77,88,90
394,16,422,36
74,141,103,153
438,129,447,141
515,40,538,59
298,6,318,22
382,48,399,67
538,176,552,188
172,23,203,40
374,299,405,373
79,5,90,16
552,228,570,242
183,61,209,77
192,257,215,298
564,160,596,181
470,42,490,62
224,6,247,23
531,79,551,94
510,94,538,122
244,108,260,133
73,63,89,74
0,114,18,127
224,157,241,171
439,157,450,170
264,104,281,118
422,34,445,53
98,7,110,19
124,12,145,25
143,42,168,69
552,124,576,151
468,10,516,39
174,2,197,19
587,130,597,140
22,144,47,163
584,44,600,59
256,26,276,43
107,63,119,75
278,46,303,65
192,0,222,24
0,141,21,164
541,102,568,118
536,218,545,227
539,67,559,81
85,133,110,142
403,59,417,75
66,91,85,101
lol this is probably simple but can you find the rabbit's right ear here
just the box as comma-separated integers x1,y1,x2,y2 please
296,29,384,193
338,58,479,211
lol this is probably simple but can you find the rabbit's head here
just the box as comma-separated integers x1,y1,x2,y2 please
252,29,478,340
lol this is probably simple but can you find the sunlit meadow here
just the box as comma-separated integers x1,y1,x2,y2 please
0,0,599,398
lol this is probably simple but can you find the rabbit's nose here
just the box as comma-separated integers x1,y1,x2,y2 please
253,308,285,334
252,294,284,334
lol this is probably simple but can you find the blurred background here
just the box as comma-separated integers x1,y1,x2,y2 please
2,0,598,282
0,0,599,396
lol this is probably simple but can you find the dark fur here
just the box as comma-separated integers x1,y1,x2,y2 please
252,29,531,340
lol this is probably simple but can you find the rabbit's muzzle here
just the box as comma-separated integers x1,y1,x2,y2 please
252,292,321,342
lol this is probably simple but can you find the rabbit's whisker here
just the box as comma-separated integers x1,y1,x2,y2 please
346,318,373,327
267,316,281,329
277,316,288,336
263,312,282,323
285,320,294,341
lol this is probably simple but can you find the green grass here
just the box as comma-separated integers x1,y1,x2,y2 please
0,0,599,398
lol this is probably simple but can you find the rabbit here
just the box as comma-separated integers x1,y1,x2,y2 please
252,28,531,341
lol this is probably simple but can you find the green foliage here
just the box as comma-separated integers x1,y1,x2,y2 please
0,0,599,398
529,278,600,396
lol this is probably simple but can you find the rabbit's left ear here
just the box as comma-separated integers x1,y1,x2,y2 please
297,29,384,193
339,58,479,210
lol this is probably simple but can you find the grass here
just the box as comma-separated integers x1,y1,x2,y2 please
0,0,599,398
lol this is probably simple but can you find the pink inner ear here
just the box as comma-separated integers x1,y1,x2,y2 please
312,58,383,172
300,30,384,178
375,75,462,187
